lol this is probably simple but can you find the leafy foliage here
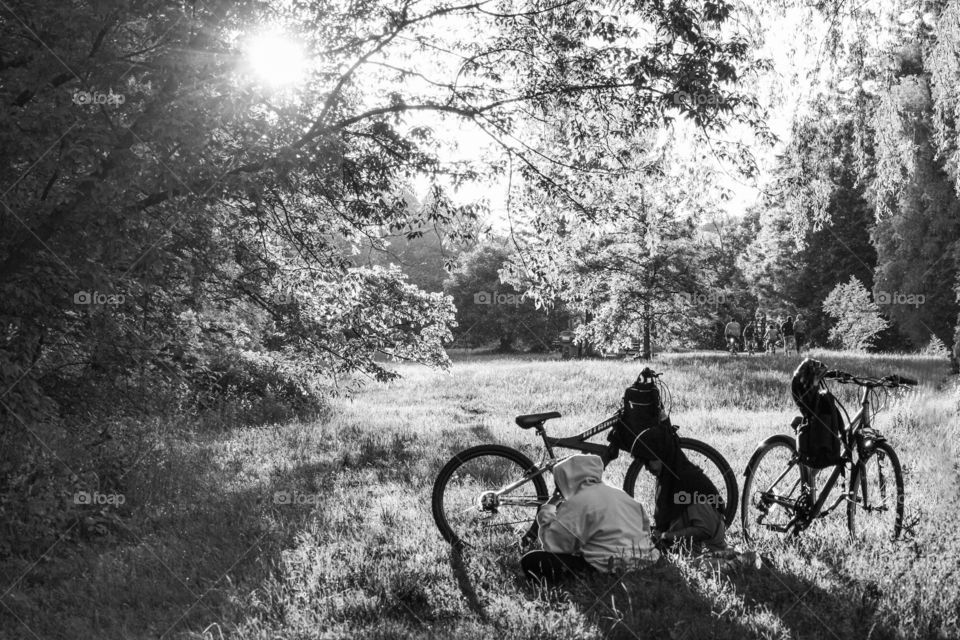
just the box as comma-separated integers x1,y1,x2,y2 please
822,276,889,351
513,138,743,356
740,108,878,346
0,0,762,431
444,242,565,351
872,72,960,347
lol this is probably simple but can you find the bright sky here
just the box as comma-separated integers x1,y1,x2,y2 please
405,5,836,229
243,2,904,230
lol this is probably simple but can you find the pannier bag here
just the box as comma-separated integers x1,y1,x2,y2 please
790,359,844,468
610,380,673,458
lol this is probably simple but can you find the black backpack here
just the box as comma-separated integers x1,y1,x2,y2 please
609,380,672,457
792,389,844,468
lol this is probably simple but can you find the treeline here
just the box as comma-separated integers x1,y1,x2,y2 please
0,0,757,553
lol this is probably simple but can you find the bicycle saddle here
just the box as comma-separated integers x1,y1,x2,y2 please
515,411,561,429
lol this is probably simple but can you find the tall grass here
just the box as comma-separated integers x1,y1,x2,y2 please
1,350,957,639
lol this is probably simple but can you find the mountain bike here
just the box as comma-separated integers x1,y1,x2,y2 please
432,368,739,550
741,370,917,542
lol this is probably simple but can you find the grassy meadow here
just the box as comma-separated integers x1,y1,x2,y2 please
2,349,958,639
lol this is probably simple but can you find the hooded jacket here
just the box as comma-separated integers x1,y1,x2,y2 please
536,454,659,571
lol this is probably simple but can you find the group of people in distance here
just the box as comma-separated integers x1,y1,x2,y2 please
724,310,807,355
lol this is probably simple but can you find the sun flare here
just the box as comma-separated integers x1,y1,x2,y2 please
245,30,307,88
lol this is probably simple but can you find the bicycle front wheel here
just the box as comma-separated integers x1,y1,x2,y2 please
741,434,803,544
847,441,904,540
432,445,549,551
622,437,739,528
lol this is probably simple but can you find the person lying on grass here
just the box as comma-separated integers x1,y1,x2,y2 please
521,454,660,582
631,425,728,554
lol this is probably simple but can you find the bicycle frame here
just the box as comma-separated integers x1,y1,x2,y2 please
760,383,881,531
488,414,621,506
541,414,621,461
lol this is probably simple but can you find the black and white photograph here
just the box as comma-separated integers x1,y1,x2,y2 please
1,0,959,638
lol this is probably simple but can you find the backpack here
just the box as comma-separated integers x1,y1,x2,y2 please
792,389,844,468
609,380,672,457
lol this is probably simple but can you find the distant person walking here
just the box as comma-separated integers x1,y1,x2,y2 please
781,316,795,355
764,322,780,353
755,310,767,352
724,319,742,353
794,314,806,354
742,320,756,355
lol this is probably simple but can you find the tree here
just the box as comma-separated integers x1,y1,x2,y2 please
514,140,732,359
444,242,565,351
822,276,888,351
872,61,960,347
740,105,879,347
0,0,763,425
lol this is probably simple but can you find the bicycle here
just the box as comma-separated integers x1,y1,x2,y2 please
741,369,917,543
432,368,739,550
726,335,739,355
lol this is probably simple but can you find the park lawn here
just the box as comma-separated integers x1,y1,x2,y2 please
1,350,958,639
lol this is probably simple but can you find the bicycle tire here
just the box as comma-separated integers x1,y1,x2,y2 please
432,444,549,549
847,441,904,540
622,437,739,528
741,434,800,543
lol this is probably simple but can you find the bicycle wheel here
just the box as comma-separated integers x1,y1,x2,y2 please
432,444,549,550
741,434,804,543
847,441,904,540
622,437,739,528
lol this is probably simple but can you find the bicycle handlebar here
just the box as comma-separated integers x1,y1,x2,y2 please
823,370,918,387
884,374,918,387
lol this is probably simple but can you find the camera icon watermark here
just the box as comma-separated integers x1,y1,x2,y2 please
72,89,125,106
73,291,125,306
473,291,522,306
273,490,321,505
874,290,925,308
272,291,296,305
74,491,126,506
673,490,722,507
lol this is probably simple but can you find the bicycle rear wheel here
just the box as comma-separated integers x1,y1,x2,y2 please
622,437,739,528
432,444,549,550
847,441,904,540
741,434,804,543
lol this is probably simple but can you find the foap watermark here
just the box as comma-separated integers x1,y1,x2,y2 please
273,490,321,505
74,291,125,306
673,291,726,308
74,490,126,506
673,91,721,106
673,490,723,507
473,291,523,306
874,290,925,308
72,89,126,106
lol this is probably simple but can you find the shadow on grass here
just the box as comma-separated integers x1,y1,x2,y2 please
449,547,489,623
445,546,893,640
0,436,346,640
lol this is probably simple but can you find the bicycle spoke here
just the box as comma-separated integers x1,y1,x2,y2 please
848,443,904,540
743,439,804,544
433,446,549,550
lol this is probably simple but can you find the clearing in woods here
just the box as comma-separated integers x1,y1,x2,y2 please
2,350,958,639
